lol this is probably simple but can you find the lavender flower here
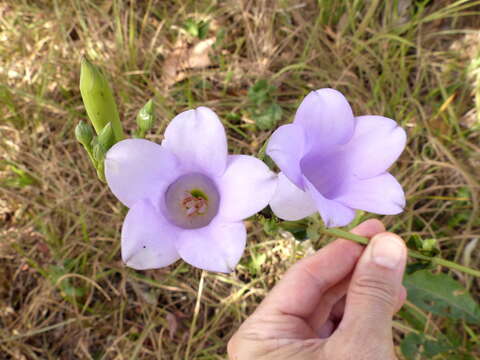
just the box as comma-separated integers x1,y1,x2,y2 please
105,107,277,272
267,88,407,227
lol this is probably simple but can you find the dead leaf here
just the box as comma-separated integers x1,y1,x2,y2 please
162,38,215,87
166,312,178,339
461,108,478,129
36,241,50,258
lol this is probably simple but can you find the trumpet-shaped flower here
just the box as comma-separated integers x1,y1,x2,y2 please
267,88,406,227
105,107,277,272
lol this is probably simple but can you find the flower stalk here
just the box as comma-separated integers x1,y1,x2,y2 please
321,228,480,278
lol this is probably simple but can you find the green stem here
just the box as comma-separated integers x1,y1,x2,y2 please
78,142,96,167
321,228,480,278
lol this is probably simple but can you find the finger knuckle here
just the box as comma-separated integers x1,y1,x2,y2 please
227,334,240,358
352,275,397,308
327,337,397,360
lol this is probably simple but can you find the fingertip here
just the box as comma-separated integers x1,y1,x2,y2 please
370,232,407,270
351,219,385,237
373,231,406,248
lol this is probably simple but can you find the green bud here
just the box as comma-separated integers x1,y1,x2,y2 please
91,137,106,182
75,121,94,148
261,217,279,236
75,121,96,167
422,238,437,252
90,138,102,162
97,122,115,151
306,222,320,241
80,57,124,141
136,99,155,137
421,238,439,256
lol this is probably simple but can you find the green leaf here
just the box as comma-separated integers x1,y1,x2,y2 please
254,103,283,130
247,251,266,276
279,220,309,241
184,18,199,37
405,261,435,275
197,20,210,40
404,270,480,324
398,306,427,331
47,264,85,299
424,338,453,357
406,234,439,257
184,19,209,39
247,80,282,130
248,80,274,106
401,333,420,359
401,333,453,360
261,217,279,236
306,222,320,241
3,164,37,188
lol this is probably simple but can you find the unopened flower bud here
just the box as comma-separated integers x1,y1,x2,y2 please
91,138,104,163
80,57,124,141
91,137,107,182
75,120,94,148
136,99,155,137
97,122,115,152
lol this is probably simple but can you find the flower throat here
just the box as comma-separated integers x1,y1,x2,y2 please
164,173,220,229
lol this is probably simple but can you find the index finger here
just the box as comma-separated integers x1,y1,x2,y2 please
255,219,385,319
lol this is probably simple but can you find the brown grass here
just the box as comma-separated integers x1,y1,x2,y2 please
0,0,479,359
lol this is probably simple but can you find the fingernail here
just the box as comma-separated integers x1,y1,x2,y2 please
371,234,405,270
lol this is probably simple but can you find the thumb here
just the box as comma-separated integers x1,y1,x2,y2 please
339,232,407,338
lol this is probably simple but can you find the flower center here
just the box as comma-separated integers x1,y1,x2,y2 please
164,173,220,229
182,189,208,216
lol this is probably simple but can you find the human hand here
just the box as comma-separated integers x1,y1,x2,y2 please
228,219,407,360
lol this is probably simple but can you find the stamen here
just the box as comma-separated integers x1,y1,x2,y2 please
182,191,209,217
186,206,197,216
197,202,207,214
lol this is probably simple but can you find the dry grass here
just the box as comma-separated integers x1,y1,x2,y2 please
0,0,479,359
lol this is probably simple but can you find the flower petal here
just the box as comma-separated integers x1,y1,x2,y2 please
304,179,356,228
266,123,306,189
218,155,277,221
121,200,180,270
294,88,355,150
333,173,405,215
340,115,407,178
175,220,246,273
105,139,180,207
162,107,228,176
269,173,317,221
299,116,407,199
300,149,345,199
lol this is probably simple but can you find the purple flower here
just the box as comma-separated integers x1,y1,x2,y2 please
105,107,277,272
266,88,407,227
